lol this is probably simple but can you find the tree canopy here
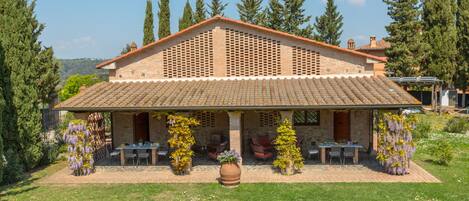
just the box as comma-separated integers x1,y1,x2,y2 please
179,1,194,31
209,0,228,17
158,0,171,39
314,0,343,46
455,0,469,93
194,0,206,23
59,74,102,101
143,0,155,45
237,0,263,25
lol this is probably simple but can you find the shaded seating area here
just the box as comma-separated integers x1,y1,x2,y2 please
250,135,274,161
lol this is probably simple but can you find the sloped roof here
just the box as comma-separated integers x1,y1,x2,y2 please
96,16,387,68
358,39,391,50
55,75,420,111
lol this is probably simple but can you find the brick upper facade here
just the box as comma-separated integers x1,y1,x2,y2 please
98,17,385,81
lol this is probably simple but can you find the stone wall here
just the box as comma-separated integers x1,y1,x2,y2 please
112,112,134,147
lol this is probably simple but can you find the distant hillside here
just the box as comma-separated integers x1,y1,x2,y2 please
59,58,109,81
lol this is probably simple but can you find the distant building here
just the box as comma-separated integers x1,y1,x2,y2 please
347,36,390,76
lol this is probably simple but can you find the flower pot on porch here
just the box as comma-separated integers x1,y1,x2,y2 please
280,163,295,176
219,162,241,187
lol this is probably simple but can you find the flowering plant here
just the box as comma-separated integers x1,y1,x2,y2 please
167,114,199,175
63,119,94,176
377,112,416,175
217,150,241,164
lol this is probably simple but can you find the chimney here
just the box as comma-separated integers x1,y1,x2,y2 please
130,41,138,51
370,35,377,48
347,39,355,49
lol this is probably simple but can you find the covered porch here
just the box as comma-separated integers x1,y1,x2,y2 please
55,75,421,168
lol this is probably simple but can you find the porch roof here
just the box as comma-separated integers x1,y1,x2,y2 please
55,75,420,111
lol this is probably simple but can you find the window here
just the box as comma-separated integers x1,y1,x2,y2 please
293,111,320,126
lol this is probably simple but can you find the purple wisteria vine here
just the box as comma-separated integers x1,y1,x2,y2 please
377,112,416,175
63,119,94,176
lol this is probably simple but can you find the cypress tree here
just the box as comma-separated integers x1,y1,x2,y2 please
283,0,313,38
456,0,469,105
237,0,263,25
422,0,458,86
208,0,227,17
194,0,206,23
158,0,171,39
179,1,194,31
0,0,59,182
314,0,343,46
143,0,155,45
383,0,425,77
0,42,4,184
262,0,284,31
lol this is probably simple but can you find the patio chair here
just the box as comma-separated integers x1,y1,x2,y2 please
329,147,342,164
308,142,319,160
251,135,273,151
157,146,169,160
136,149,150,166
208,141,228,160
343,147,355,164
124,149,137,165
250,143,273,161
107,145,120,163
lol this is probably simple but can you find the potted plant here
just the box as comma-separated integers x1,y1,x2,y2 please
273,119,304,175
217,150,242,187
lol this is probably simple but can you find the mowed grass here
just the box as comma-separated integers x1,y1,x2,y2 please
1,114,469,201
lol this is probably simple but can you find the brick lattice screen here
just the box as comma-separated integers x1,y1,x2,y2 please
259,112,280,127
163,30,214,78
226,28,281,77
292,46,321,75
192,111,216,128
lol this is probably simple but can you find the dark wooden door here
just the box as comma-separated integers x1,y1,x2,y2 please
334,111,351,142
134,112,149,142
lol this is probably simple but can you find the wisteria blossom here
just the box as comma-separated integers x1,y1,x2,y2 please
63,120,95,176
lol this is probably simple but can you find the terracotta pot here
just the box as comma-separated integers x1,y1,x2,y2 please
219,163,241,187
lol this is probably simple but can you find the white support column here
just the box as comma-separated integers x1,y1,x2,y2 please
279,111,294,122
228,111,242,161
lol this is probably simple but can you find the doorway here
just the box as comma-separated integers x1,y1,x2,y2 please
134,112,150,142
333,111,351,142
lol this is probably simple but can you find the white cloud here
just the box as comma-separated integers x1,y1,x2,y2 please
55,36,96,50
347,0,366,6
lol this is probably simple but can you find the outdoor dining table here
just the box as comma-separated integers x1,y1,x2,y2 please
116,143,160,166
318,142,364,164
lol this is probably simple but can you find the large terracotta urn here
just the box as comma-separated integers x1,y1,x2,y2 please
219,162,241,187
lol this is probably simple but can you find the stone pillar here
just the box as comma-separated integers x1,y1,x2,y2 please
228,111,242,162
279,111,293,122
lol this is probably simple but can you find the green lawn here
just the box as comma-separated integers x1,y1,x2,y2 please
1,114,469,201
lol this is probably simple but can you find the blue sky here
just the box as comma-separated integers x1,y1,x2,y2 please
35,0,390,59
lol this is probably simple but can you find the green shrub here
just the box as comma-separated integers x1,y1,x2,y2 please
39,143,60,165
2,149,25,184
167,114,200,175
445,117,469,133
414,120,432,140
427,138,454,165
273,119,304,175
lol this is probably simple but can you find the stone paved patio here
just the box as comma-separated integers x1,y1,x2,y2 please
40,160,439,184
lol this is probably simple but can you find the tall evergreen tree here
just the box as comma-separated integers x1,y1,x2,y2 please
422,0,458,86
179,1,194,31
383,0,425,77
208,0,227,17
143,0,155,45
456,0,469,105
237,0,263,24
313,0,343,46
262,0,284,31
0,42,4,184
194,0,206,23
158,0,171,38
0,0,59,183
283,0,313,38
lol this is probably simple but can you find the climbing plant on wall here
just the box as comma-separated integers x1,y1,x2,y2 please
376,112,416,175
273,119,304,175
63,119,94,176
167,114,200,175
87,113,105,161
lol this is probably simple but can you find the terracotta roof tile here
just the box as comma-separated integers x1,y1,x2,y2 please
55,76,420,111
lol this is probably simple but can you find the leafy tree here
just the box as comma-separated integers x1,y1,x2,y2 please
194,0,206,23
179,1,194,31
36,47,60,104
208,0,227,17
314,0,343,46
121,43,132,55
167,114,199,175
262,0,284,31
456,0,469,105
273,119,304,175
59,74,102,101
0,44,4,183
422,0,458,86
158,0,171,39
383,0,426,77
143,0,155,45
237,0,263,24
283,0,313,38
